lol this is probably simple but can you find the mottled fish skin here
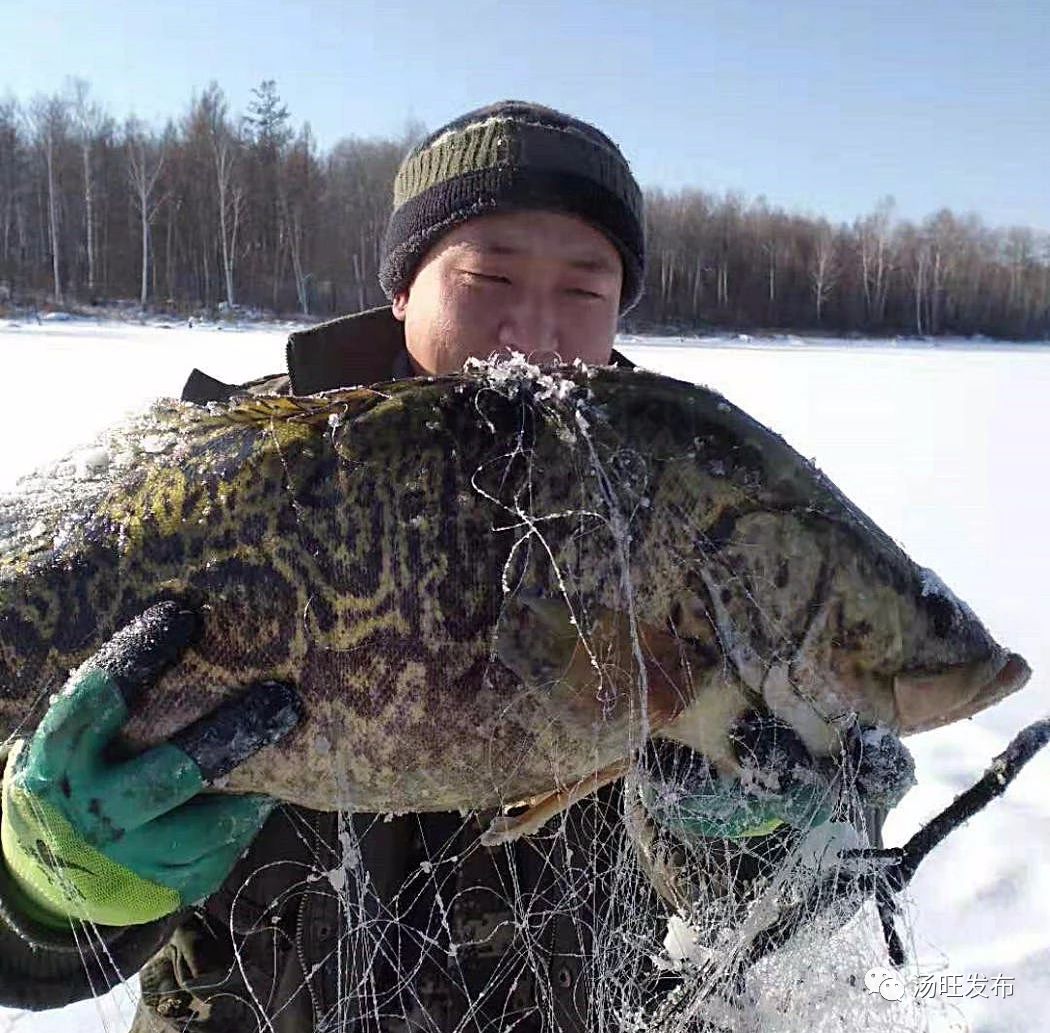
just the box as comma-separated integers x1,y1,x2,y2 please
0,361,1030,812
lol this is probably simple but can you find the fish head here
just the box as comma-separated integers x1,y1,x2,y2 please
677,505,1031,757
479,367,1031,767
759,521,1032,745
874,565,1030,736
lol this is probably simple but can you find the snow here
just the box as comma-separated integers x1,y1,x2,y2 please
0,320,1047,1033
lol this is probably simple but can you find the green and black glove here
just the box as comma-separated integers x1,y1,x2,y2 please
1,602,301,928
639,713,838,841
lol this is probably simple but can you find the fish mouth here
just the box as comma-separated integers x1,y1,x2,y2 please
894,651,1032,735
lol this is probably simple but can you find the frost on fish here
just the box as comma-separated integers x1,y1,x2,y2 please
0,406,191,562
0,360,1031,815
918,564,980,628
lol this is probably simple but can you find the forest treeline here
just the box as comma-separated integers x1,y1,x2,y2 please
2,79,1048,339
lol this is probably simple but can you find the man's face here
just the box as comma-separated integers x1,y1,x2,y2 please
391,210,623,376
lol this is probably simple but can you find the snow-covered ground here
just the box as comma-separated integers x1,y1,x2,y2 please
0,318,1046,1033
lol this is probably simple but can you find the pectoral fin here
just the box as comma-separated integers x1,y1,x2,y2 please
480,758,632,846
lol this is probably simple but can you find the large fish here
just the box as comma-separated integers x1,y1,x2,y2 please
0,358,1030,838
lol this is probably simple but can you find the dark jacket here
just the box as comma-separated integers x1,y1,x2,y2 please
0,308,886,1030
0,307,651,1033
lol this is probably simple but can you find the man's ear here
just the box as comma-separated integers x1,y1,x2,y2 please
391,290,409,321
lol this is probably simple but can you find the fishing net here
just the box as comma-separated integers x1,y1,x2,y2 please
43,737,950,1032
41,769,943,1033
2,356,990,1032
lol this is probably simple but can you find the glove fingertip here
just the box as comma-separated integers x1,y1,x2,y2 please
91,602,202,701
172,681,303,783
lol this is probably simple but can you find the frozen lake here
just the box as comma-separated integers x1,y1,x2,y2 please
0,318,1046,1033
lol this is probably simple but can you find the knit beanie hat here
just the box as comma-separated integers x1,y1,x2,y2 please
378,100,646,314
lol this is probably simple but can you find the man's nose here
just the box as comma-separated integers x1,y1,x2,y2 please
496,293,560,360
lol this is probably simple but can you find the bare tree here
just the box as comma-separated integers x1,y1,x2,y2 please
809,222,838,322
713,193,743,311
763,237,779,309
2,78,1050,339
125,117,166,306
179,86,225,306
0,98,26,281
211,120,244,307
1004,227,1035,315
325,134,406,313
279,124,320,315
67,78,108,296
922,209,967,334
898,225,932,335
857,196,895,326
244,80,292,309
26,94,68,304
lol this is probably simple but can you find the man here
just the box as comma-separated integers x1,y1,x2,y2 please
0,101,850,1032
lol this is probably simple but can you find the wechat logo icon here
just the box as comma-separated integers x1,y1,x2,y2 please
864,967,906,1002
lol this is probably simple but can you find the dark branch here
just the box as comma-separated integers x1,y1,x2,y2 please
761,716,1050,970
892,716,1050,888
649,716,1050,1028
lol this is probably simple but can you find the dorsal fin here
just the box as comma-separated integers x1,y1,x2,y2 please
204,386,403,428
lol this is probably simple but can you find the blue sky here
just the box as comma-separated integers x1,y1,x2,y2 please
5,0,1048,231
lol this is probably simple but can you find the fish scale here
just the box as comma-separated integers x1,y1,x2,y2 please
0,359,1031,830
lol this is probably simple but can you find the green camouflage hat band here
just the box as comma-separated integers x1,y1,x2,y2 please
379,101,646,314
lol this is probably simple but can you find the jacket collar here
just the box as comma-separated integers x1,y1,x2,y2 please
286,305,408,395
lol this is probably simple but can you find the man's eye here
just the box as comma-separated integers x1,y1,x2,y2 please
466,271,511,285
568,288,603,299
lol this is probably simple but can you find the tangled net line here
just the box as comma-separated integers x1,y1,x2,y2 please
23,356,1042,1033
